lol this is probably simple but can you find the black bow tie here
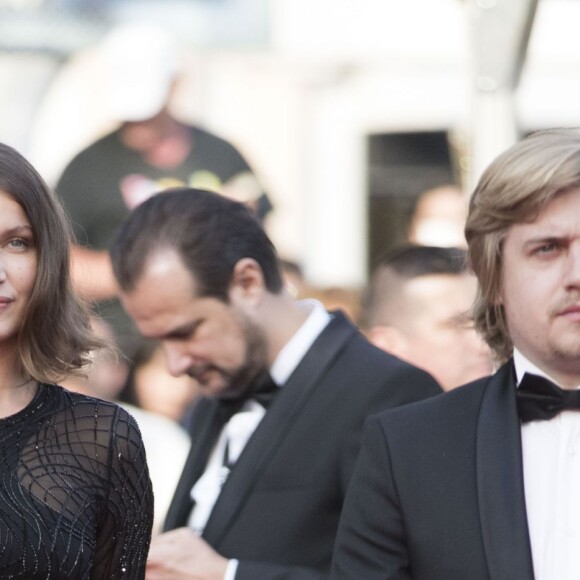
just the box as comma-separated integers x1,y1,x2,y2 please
516,373,580,423
217,372,279,480
217,372,279,423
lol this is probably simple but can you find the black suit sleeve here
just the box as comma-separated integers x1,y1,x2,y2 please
330,415,412,580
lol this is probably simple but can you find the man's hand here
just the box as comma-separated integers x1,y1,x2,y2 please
146,528,229,580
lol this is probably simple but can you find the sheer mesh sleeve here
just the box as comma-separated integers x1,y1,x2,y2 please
92,402,154,579
0,384,153,579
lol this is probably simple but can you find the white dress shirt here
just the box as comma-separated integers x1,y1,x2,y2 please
514,349,580,580
188,300,331,580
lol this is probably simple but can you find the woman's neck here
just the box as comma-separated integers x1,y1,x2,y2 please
0,359,37,419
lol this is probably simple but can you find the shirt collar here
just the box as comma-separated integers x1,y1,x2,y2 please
270,300,331,386
513,348,562,388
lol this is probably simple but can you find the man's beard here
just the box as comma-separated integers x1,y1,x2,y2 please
187,316,269,400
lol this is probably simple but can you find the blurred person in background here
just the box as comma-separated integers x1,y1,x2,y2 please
407,184,468,248
360,245,492,391
64,316,191,534
119,340,201,423
55,22,271,360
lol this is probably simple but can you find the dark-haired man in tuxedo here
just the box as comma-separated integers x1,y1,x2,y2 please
109,187,440,580
331,128,580,580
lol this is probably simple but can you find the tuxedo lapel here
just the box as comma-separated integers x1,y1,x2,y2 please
163,399,222,530
202,312,357,546
476,360,535,580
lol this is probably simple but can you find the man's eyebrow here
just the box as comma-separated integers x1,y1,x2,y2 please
448,311,473,328
523,235,566,247
164,320,201,339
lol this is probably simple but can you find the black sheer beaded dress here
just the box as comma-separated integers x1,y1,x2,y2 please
0,382,153,579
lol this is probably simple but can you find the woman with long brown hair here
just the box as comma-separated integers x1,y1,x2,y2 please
0,142,153,579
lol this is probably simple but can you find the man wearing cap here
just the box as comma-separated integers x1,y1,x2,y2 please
55,23,270,359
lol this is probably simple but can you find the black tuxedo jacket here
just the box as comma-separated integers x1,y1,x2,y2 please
331,360,536,580
163,312,441,580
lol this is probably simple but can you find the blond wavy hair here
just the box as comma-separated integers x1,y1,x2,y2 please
466,128,580,362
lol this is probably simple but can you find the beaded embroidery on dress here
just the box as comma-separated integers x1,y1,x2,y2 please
0,383,153,579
